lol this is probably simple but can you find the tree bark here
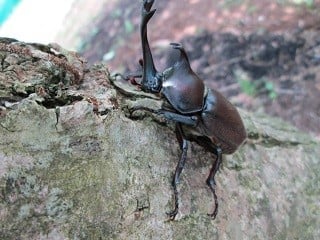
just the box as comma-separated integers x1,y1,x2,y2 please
0,39,319,239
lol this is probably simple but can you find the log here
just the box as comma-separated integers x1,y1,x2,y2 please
0,39,319,239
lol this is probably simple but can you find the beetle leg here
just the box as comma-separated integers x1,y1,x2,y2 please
130,107,199,126
114,72,143,86
114,72,142,80
206,147,222,219
167,124,189,220
160,111,198,126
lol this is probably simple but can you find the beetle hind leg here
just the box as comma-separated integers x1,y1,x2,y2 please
206,147,222,219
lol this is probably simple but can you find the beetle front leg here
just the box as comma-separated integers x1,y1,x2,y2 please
113,72,143,86
130,107,199,126
160,111,198,126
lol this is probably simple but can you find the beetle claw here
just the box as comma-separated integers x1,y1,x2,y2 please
166,209,178,221
208,206,218,219
113,72,142,86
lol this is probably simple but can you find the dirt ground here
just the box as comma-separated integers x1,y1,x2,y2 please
77,0,320,138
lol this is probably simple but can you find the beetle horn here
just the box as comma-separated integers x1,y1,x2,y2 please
169,42,192,67
140,0,159,92
142,0,155,13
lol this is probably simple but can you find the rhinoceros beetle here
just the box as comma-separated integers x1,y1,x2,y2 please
116,0,246,220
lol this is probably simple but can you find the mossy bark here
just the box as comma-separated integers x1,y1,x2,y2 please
0,39,319,239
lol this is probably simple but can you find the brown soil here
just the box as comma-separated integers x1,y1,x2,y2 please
78,0,320,138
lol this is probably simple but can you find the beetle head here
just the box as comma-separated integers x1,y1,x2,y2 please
141,72,163,93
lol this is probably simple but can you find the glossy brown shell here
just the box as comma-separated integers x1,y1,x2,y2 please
201,89,247,154
162,65,205,114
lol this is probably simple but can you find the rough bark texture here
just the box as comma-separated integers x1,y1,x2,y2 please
0,39,319,240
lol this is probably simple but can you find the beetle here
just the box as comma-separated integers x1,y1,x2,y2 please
116,0,246,220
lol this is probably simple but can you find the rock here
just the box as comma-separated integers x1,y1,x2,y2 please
0,39,319,239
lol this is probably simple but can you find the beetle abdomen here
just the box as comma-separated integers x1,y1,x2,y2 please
201,89,246,154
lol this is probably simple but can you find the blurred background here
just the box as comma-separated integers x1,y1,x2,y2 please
1,0,320,138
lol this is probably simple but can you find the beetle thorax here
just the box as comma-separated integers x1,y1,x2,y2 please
161,68,205,114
